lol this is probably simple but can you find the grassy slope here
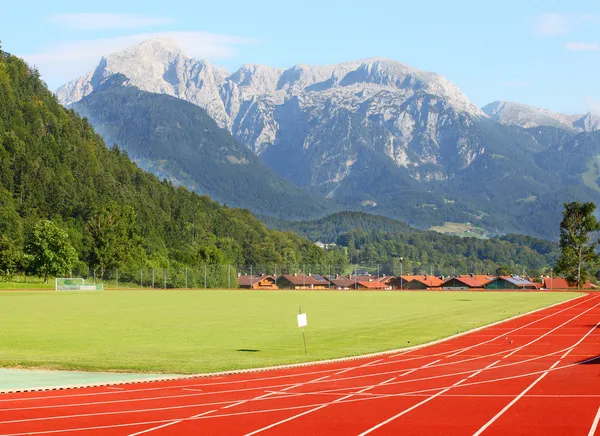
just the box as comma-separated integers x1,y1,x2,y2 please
0,290,578,374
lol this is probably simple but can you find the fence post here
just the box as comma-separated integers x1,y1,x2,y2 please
152,269,155,289
185,268,188,289
140,270,143,289
164,268,167,289
116,268,119,290
228,264,231,289
204,264,207,289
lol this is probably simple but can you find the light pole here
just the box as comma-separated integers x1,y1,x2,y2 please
400,257,404,290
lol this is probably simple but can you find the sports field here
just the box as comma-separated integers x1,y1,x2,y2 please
0,290,578,374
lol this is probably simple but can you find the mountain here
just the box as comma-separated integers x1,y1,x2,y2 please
57,39,600,239
0,45,335,279
264,212,558,276
482,101,600,133
70,76,335,221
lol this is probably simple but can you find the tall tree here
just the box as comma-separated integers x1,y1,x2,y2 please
25,220,78,283
86,203,137,278
555,202,600,289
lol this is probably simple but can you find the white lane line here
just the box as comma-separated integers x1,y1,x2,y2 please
128,409,216,436
473,321,600,436
358,350,505,435
589,406,600,436
357,310,600,435
472,372,549,436
243,377,398,436
126,357,384,435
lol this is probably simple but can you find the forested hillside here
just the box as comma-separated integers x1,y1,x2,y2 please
0,47,332,280
71,79,335,221
269,213,559,277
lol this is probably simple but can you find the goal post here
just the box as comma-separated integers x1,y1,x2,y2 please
55,278,104,291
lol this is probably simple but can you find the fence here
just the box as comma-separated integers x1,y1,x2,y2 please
56,263,524,289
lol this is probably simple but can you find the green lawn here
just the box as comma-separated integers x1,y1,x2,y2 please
0,290,579,374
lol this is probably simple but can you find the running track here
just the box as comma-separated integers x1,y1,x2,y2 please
1,293,599,435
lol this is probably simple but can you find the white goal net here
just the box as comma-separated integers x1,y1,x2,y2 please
55,278,104,291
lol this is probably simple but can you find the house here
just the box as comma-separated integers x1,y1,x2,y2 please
276,274,322,290
376,276,395,286
542,277,598,290
238,275,278,290
484,276,537,290
404,276,444,290
329,278,359,290
311,274,331,289
357,281,388,290
442,275,494,290
390,275,422,289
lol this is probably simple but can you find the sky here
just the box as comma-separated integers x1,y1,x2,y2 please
2,0,600,114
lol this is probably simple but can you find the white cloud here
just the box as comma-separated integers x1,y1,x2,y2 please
49,13,173,30
20,31,256,89
585,96,600,115
565,42,600,51
535,13,599,36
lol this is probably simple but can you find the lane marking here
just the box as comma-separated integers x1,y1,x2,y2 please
473,321,600,436
128,409,216,436
243,377,398,436
356,306,600,435
589,407,600,436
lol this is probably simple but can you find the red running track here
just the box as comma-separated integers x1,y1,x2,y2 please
1,293,599,436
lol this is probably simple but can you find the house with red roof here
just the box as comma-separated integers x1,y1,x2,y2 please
276,274,327,290
404,276,444,290
238,275,278,290
442,275,494,290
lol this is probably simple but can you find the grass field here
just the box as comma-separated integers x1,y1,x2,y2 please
0,290,579,374
429,221,489,239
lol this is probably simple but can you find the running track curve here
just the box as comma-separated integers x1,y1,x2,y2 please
1,293,599,435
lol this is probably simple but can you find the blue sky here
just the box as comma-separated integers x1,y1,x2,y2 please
2,0,600,114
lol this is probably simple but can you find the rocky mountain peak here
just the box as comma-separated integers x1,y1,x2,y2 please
482,100,600,133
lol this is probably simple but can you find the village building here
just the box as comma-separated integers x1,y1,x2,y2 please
484,276,537,290
357,281,389,290
403,276,444,290
442,275,494,290
276,274,324,290
329,278,359,290
238,275,278,290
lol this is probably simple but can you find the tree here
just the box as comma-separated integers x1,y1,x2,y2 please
25,220,78,283
495,265,512,277
555,202,600,289
0,235,21,280
86,203,137,278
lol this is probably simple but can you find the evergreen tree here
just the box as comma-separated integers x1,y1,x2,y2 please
555,202,600,289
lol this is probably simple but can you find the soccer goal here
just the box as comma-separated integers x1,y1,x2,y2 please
55,278,104,291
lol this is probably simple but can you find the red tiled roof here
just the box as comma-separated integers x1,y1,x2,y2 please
330,278,358,288
407,276,444,287
278,274,321,286
358,281,388,289
444,276,493,288
238,275,275,286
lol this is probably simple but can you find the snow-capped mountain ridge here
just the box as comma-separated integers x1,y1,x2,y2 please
55,39,489,194
482,100,600,133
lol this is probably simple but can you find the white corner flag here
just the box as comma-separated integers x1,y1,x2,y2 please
297,313,307,328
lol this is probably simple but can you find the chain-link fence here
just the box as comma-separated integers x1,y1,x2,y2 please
56,262,516,289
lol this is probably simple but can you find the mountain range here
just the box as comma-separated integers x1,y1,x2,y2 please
57,38,600,239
